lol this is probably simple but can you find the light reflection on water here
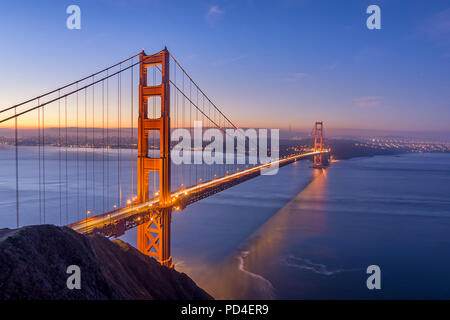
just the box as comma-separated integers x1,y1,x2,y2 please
162,153,450,299
121,159,316,299
172,169,330,299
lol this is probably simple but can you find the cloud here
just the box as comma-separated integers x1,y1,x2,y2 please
327,62,338,70
211,54,248,67
354,96,382,108
284,72,309,82
206,5,224,24
419,8,450,48
280,0,312,8
423,8,450,37
353,46,386,63
293,72,308,79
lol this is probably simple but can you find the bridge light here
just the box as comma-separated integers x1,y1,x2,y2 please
127,199,131,205
113,205,117,208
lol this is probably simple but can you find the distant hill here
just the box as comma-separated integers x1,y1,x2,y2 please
324,139,398,160
0,225,213,300
280,138,399,160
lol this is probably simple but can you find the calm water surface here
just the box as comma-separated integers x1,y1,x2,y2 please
123,153,450,299
1,146,450,299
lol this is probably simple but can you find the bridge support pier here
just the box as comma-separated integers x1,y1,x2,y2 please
136,48,173,268
137,208,173,268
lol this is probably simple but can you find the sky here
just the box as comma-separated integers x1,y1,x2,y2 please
0,0,449,135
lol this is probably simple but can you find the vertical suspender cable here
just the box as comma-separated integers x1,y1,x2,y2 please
189,80,192,187
118,67,121,206
92,76,95,213
38,102,41,224
130,59,134,199
85,88,88,215
106,71,110,211
182,69,185,188
65,96,68,224
15,107,19,228
76,84,80,220
153,68,156,195
173,63,176,188
208,101,211,180
202,95,205,181
102,79,105,212
58,91,62,225
42,102,46,223
196,88,199,183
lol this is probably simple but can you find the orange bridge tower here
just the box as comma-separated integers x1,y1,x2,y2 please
136,48,173,268
313,121,325,168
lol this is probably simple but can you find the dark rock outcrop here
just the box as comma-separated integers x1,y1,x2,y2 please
0,225,213,300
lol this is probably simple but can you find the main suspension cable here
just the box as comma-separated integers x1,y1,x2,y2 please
0,52,142,114
0,52,162,123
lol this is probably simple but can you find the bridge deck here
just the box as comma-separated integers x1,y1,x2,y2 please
68,150,328,237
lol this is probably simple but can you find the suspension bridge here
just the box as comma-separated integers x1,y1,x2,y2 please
0,48,329,268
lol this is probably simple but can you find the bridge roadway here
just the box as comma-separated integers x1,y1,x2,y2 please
68,150,328,237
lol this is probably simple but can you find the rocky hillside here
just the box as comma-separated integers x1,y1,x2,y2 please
0,225,213,300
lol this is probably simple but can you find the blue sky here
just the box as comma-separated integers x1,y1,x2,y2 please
0,0,449,133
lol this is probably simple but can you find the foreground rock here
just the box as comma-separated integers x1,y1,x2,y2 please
0,225,213,300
